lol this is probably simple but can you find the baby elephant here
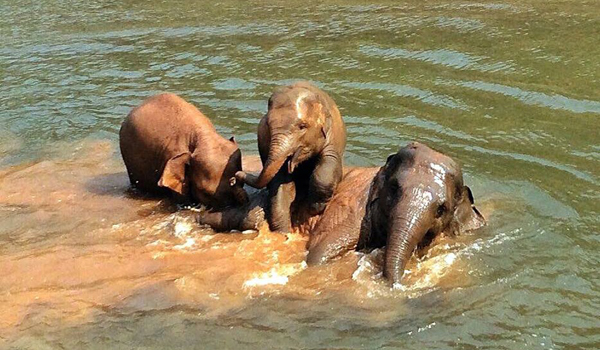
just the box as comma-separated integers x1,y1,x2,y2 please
119,93,248,208
198,142,485,285
235,81,346,232
308,142,486,285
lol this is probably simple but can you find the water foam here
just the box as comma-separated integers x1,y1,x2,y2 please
243,262,307,288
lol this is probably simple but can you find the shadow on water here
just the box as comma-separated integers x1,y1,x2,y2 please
84,171,131,197
84,171,180,215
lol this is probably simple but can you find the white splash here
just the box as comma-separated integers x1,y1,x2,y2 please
444,253,457,265
392,282,406,291
148,239,171,247
409,252,458,291
243,271,289,287
174,220,193,238
352,253,375,281
243,262,307,288
173,237,196,250
467,231,515,254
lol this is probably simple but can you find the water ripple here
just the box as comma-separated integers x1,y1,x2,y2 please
434,16,486,33
212,78,257,91
360,45,516,73
159,24,289,38
336,80,468,110
396,115,485,142
462,144,596,184
455,80,600,114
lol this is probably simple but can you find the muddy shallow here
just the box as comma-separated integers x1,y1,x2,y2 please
1,0,599,348
1,141,490,346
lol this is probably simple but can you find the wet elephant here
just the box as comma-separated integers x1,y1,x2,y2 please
119,93,248,208
234,81,346,232
198,142,486,284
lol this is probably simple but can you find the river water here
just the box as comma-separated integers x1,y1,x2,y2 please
1,0,598,349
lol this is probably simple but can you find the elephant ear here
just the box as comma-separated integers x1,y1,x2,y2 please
368,153,398,205
357,163,389,249
158,152,192,195
321,115,332,139
367,161,390,206
310,99,330,138
453,186,486,233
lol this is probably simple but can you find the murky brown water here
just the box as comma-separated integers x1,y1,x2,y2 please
1,141,479,348
1,0,599,348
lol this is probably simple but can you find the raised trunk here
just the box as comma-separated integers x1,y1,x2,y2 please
242,134,294,189
384,206,430,286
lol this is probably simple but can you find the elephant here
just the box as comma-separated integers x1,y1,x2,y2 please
234,81,346,232
197,142,485,285
119,93,248,209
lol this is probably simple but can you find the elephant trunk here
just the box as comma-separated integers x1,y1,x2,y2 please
233,185,249,205
384,203,431,286
241,134,294,189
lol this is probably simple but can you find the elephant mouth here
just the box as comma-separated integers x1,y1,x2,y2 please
287,148,304,174
415,230,438,254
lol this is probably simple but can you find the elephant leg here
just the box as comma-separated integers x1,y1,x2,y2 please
307,149,343,215
197,191,267,231
267,170,296,232
197,207,242,231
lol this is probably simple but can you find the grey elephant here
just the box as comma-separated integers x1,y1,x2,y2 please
199,142,485,284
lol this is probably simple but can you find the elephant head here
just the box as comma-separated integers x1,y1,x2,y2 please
369,142,485,286
158,139,248,209
236,82,337,188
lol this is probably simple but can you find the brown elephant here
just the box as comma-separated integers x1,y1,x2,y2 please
234,81,346,232
119,93,248,208
198,142,485,285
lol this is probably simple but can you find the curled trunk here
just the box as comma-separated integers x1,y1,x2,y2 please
242,134,294,189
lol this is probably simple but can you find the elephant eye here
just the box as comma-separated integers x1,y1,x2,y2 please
436,203,447,218
298,122,308,130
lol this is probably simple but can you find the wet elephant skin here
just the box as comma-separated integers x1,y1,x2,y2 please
234,81,346,232
119,93,248,209
198,142,486,284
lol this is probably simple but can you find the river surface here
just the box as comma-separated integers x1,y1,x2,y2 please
1,0,599,349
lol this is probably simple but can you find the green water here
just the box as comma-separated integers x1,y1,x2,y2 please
1,0,599,349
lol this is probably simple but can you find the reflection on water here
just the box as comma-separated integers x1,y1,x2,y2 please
1,0,599,348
